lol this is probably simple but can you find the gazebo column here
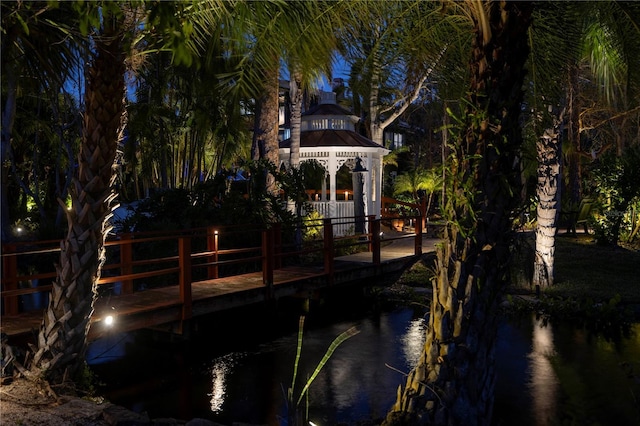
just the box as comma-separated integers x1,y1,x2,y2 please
321,174,327,201
352,158,369,235
328,152,337,218
371,157,383,219
362,156,374,220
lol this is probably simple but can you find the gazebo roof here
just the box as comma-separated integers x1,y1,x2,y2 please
302,102,356,118
280,129,385,150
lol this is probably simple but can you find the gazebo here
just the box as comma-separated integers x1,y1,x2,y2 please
279,92,389,230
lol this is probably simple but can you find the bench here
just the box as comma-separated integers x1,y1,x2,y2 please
562,198,594,235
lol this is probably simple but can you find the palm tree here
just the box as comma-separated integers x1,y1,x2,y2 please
393,167,442,224
384,1,534,424
28,3,129,384
283,2,341,169
204,2,306,195
525,1,583,290
529,1,640,288
532,110,565,289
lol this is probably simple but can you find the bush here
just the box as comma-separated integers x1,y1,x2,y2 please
586,145,640,245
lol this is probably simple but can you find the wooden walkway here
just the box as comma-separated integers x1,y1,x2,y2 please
1,231,439,343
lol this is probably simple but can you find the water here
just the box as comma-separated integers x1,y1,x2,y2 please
88,295,640,426
493,315,640,426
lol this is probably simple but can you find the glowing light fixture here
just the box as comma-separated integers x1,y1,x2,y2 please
104,315,114,326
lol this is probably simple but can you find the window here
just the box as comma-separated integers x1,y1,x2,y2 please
394,133,404,149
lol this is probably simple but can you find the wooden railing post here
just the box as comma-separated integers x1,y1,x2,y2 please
179,236,192,320
1,243,19,316
207,227,219,279
414,215,423,256
367,215,376,252
262,229,274,296
120,233,133,294
273,222,282,270
371,218,381,265
421,196,427,231
323,218,334,285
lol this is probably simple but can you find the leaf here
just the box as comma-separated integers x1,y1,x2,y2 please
15,12,30,35
295,325,360,406
289,315,305,401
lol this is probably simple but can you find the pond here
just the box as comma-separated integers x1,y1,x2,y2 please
87,291,640,426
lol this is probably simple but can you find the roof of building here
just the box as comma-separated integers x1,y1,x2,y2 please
303,102,356,117
280,129,385,149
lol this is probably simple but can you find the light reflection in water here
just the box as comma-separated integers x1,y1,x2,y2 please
208,354,239,413
401,318,427,367
528,316,559,426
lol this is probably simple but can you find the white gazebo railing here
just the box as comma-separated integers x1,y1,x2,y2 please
305,201,356,236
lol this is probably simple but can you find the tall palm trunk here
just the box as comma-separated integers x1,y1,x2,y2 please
384,2,533,425
30,14,125,384
369,48,384,144
533,112,563,289
251,65,280,196
289,69,303,168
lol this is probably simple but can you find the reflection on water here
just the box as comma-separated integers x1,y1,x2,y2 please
91,305,640,426
401,316,427,367
209,354,238,413
528,316,559,426
494,315,640,426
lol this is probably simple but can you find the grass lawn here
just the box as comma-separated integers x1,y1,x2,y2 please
549,233,640,303
395,231,640,307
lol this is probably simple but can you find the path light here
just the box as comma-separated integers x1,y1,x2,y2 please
104,306,116,327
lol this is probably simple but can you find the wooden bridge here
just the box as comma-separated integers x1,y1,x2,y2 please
1,215,437,343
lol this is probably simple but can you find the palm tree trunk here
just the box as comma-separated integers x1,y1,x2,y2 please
251,64,280,195
533,115,563,289
289,69,303,168
384,2,533,424
30,14,126,384
369,48,383,144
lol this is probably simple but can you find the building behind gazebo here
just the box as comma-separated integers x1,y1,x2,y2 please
279,91,389,232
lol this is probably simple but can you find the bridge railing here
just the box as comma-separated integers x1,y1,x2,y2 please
1,215,422,319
